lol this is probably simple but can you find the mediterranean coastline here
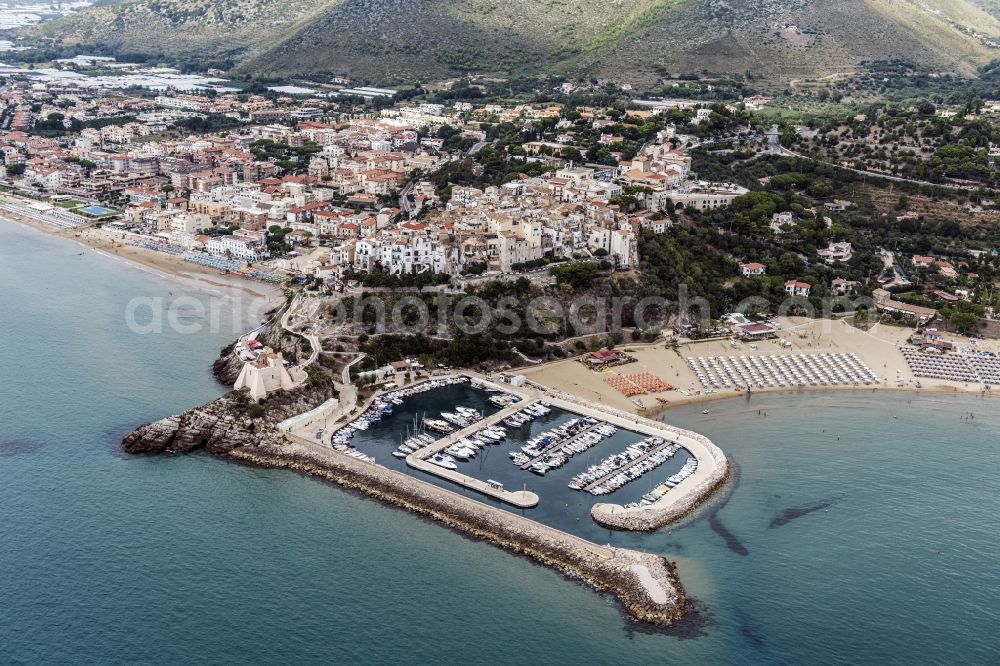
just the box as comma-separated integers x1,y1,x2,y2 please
119,363,728,624
9,211,992,627
6,3,1000,657
22,202,715,623
0,208,281,302
3,220,999,663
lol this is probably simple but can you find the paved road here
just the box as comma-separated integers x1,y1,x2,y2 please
767,125,995,192
469,140,493,155
692,131,758,150
334,352,367,414
398,179,415,218
280,297,321,367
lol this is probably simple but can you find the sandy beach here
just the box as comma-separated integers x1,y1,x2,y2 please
1,213,283,304
521,317,999,414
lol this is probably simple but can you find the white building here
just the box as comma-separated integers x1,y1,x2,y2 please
205,229,269,261
770,212,795,234
638,217,673,234
663,183,748,212
818,242,853,264
169,213,212,235
784,280,812,297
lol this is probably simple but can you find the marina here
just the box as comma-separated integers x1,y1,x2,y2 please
512,416,614,474
318,374,721,530
570,438,684,495
634,457,699,508
6,220,1000,662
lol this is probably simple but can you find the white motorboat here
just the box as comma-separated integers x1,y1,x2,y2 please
430,453,458,470
445,445,476,460
440,412,469,427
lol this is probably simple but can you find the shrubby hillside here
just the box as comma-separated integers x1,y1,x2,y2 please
23,0,1000,82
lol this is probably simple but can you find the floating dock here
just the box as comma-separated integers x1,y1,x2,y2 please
518,420,603,470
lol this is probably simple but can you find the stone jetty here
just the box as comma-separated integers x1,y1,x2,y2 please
230,438,687,625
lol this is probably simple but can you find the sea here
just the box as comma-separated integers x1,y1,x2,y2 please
1,219,998,665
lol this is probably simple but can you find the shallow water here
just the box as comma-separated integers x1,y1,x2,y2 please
1,220,998,664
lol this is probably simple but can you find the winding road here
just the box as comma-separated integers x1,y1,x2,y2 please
280,296,322,368
398,179,415,218
767,125,997,193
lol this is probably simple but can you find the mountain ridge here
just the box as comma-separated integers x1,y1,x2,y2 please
22,0,1000,83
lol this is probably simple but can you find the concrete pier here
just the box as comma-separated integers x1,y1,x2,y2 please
405,383,541,508
407,456,540,508
580,440,679,494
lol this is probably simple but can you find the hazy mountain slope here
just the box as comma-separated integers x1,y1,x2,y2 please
238,0,686,79
26,0,346,66
23,0,1000,81
964,0,1000,20
570,0,1000,82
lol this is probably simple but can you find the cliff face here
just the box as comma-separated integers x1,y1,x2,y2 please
212,342,245,386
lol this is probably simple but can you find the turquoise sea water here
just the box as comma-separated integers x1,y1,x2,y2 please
1,220,999,664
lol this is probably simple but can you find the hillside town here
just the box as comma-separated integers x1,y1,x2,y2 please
1,64,999,339
5,3,1000,657
0,73,750,281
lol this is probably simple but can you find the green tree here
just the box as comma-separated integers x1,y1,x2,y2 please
551,261,600,291
949,311,977,332
561,147,583,162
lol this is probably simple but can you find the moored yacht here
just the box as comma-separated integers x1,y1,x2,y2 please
429,453,458,470
424,419,453,433
445,444,476,460
440,412,469,427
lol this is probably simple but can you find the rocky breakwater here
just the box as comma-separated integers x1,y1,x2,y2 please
224,437,689,625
